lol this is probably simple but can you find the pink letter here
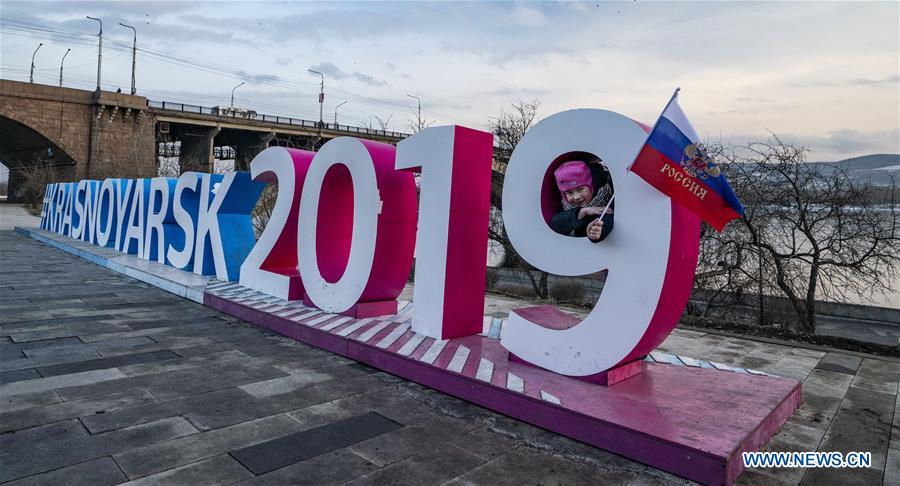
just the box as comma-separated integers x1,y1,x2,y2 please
395,126,494,339
297,138,417,313
240,147,315,300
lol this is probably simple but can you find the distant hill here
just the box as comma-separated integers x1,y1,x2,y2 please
810,154,900,186
825,153,900,170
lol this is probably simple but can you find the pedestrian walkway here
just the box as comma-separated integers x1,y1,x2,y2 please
0,203,39,230
1,230,898,485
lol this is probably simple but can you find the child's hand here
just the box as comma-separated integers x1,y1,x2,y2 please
578,206,603,219
587,219,603,241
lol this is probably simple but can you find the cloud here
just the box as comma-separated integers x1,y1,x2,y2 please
724,129,900,161
708,101,804,117
3,1,895,155
0,3,254,48
444,42,580,66
185,7,423,45
480,86,550,97
510,6,546,27
811,128,900,155
235,71,280,84
850,74,900,85
793,74,900,88
308,62,348,79
2,0,195,17
352,71,386,86
735,97,773,103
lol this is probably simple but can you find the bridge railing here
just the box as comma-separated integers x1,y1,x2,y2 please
147,100,408,139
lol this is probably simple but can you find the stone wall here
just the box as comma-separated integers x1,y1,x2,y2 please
0,79,158,182
0,80,93,168
88,91,157,179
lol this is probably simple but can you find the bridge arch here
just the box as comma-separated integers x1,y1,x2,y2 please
0,115,78,202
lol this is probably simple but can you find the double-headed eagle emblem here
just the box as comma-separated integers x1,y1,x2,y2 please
680,143,721,179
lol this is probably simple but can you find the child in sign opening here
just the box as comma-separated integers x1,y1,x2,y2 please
550,160,614,242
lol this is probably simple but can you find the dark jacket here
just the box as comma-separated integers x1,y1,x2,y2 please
549,163,614,243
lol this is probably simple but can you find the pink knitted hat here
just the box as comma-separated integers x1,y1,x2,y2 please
554,161,593,199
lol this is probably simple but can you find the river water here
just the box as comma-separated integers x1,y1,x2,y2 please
485,224,900,310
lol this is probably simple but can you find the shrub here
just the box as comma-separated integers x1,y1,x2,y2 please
550,280,585,304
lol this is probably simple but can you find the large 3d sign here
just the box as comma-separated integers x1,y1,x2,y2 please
41,173,264,280
40,109,699,378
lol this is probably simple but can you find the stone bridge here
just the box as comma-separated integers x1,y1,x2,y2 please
0,79,408,201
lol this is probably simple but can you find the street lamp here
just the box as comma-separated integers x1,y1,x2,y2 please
308,69,324,127
29,43,43,83
334,100,348,125
406,94,422,132
231,81,245,108
85,16,102,91
119,22,137,95
59,48,71,87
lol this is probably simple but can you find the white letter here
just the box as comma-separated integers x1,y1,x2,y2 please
194,172,263,280
297,138,381,312
144,177,174,263
500,109,699,377
395,126,493,339
121,179,145,255
167,172,201,270
71,180,88,240
95,179,117,247
114,179,135,251
239,147,312,300
40,184,53,230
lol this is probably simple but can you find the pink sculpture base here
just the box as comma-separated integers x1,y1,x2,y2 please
204,290,801,486
300,295,398,318
511,352,646,386
340,300,399,318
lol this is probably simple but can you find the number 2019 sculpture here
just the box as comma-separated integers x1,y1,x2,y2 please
39,109,700,379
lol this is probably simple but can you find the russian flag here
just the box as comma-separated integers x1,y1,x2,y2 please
631,94,744,231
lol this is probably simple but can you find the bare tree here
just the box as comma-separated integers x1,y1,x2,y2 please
176,153,210,176
695,138,900,333
405,111,436,134
362,115,394,132
486,99,550,299
17,153,58,211
157,157,180,178
251,184,277,239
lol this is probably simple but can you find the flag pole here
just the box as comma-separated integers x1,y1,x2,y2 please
594,87,681,225
625,86,681,172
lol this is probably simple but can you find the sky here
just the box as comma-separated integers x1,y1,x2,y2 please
1,0,898,171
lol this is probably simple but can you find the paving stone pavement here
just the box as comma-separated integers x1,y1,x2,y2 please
1,230,898,485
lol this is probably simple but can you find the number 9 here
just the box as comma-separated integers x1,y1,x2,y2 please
500,109,701,377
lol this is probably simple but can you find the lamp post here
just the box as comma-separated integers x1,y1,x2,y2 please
29,43,43,83
231,81,244,108
119,22,137,95
86,16,102,91
59,48,71,87
308,69,324,127
407,94,422,132
334,100,347,125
